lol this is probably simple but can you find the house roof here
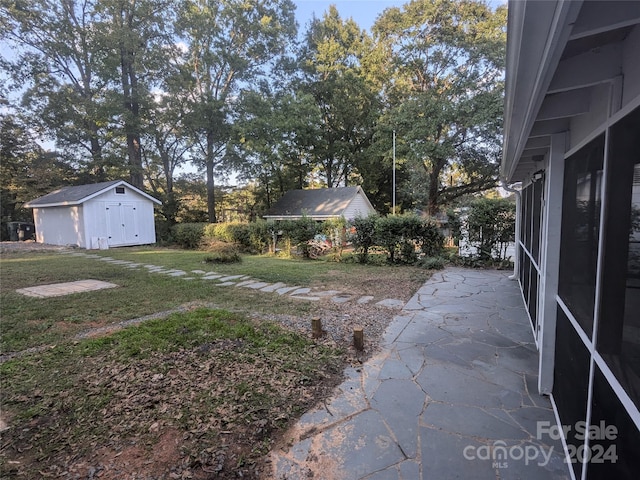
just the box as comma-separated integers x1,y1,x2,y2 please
264,186,375,219
502,0,640,183
24,180,162,208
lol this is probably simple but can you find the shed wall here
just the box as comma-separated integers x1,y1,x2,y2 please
33,206,85,247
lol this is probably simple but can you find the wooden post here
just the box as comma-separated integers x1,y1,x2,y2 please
353,326,364,351
312,318,323,338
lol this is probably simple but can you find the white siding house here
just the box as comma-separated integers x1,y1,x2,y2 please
24,180,161,249
263,187,376,221
503,2,640,477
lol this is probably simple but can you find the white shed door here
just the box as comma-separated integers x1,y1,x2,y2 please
106,202,139,245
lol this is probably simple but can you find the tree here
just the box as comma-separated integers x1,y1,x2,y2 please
0,114,76,234
0,0,113,178
176,0,297,223
95,0,176,188
298,6,382,188
229,88,321,210
374,0,506,215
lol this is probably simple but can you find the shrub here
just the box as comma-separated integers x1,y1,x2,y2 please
247,220,273,254
348,214,378,263
204,251,241,264
414,219,444,257
322,217,347,261
171,223,207,249
416,256,446,270
289,216,319,259
466,198,516,261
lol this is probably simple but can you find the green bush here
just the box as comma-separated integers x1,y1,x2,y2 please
322,217,347,261
203,221,273,254
466,198,516,261
289,216,319,259
416,256,446,270
375,215,407,263
171,223,207,249
414,219,444,257
204,251,241,264
348,214,378,264
247,220,274,254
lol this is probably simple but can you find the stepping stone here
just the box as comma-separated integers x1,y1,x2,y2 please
292,296,320,301
167,271,186,277
191,269,206,274
331,295,353,304
202,274,222,280
277,286,300,295
235,280,257,287
16,280,118,298
313,290,341,297
98,257,114,261
217,282,235,287
290,287,311,296
376,298,405,309
357,296,375,304
261,282,287,292
244,282,270,289
182,277,196,280
219,275,245,282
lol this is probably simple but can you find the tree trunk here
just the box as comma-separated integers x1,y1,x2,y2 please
206,130,217,223
426,159,444,216
120,34,143,188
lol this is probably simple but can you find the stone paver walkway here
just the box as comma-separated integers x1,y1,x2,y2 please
16,279,118,298
270,268,571,480
56,251,405,308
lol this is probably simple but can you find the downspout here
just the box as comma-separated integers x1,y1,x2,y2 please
501,179,521,280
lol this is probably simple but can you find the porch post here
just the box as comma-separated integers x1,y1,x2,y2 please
537,132,566,395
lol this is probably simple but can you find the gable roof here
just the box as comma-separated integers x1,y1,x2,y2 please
264,186,375,219
24,180,162,208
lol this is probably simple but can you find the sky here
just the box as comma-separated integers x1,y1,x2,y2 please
292,0,406,32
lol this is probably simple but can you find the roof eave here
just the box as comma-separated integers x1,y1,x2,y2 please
502,0,583,183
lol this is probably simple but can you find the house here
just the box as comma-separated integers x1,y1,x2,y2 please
263,186,376,221
503,1,640,478
24,180,161,249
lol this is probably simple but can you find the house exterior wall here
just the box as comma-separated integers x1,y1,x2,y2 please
32,205,85,247
505,4,640,478
343,194,375,220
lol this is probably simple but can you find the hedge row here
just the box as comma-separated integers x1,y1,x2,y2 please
348,214,444,264
170,214,443,264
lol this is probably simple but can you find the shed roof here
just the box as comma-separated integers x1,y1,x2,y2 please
24,180,161,208
264,186,374,219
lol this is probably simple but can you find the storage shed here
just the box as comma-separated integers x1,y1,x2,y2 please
263,186,376,221
24,180,161,249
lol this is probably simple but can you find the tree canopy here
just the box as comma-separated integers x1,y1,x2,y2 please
0,0,507,229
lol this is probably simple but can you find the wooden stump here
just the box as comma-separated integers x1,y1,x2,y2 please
312,317,323,338
353,326,364,351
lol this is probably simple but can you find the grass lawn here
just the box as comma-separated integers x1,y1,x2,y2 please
0,246,433,478
0,308,343,479
0,247,431,353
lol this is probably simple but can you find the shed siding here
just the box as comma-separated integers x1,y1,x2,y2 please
33,205,85,247
343,194,374,219
29,183,158,248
